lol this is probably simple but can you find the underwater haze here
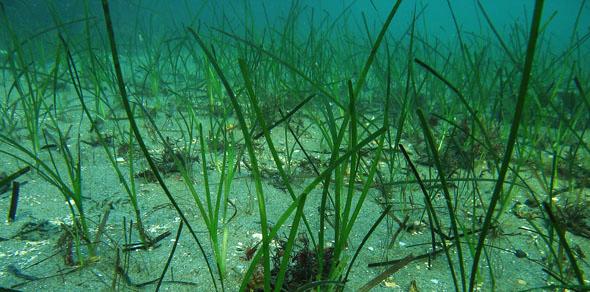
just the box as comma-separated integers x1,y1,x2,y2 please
1,0,590,291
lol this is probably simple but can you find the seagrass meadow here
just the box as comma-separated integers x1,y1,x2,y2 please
1,0,590,291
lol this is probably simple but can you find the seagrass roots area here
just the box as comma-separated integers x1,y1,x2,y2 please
1,0,590,291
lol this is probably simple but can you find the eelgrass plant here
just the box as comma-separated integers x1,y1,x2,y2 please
0,95,19,139
0,5,99,265
188,1,400,290
409,0,588,290
0,14,44,156
468,1,545,290
139,97,237,278
58,33,152,247
0,122,98,265
190,27,381,290
100,1,222,290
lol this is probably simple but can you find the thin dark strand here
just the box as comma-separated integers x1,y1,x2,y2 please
414,58,493,158
252,93,316,139
368,243,449,268
156,221,183,292
399,144,453,274
343,205,392,282
477,0,519,66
